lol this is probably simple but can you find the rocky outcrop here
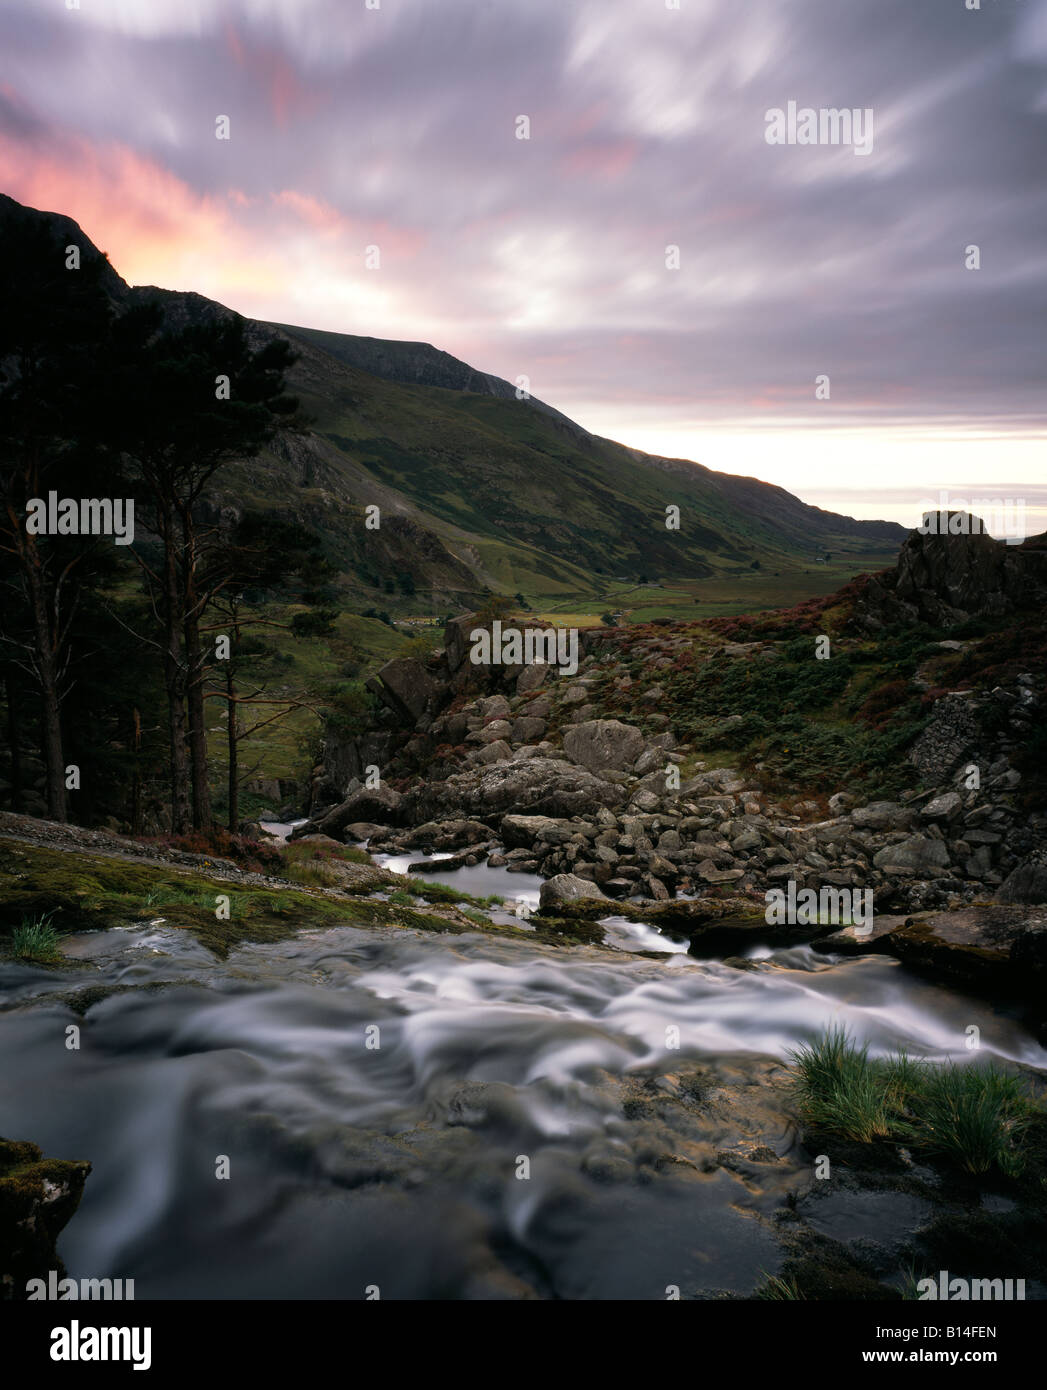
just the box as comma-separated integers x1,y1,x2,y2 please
815,905,1047,1002
0,1138,91,1300
855,515,1047,630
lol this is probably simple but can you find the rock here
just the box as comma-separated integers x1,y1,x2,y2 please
561,683,592,706
811,915,911,955
516,665,548,694
474,740,512,764
0,1138,91,1297
500,814,572,848
648,853,678,880
907,692,984,787
872,836,951,874
477,720,513,743
851,802,912,832
479,694,511,719
997,853,1047,906
539,874,609,908
885,905,1047,991
370,657,440,722
731,830,763,853
402,819,493,850
343,822,389,843
919,792,964,823
511,715,547,743
562,719,645,774
855,518,1047,633
633,746,668,776
696,859,745,884
312,784,403,837
293,833,350,852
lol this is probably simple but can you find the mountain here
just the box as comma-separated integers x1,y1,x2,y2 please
0,193,906,605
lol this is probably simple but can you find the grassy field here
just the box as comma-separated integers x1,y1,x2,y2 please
527,554,897,626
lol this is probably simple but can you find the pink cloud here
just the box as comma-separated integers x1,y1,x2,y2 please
560,138,639,180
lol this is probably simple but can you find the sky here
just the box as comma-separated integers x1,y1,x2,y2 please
1,0,1045,534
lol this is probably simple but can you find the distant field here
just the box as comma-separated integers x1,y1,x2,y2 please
529,553,896,626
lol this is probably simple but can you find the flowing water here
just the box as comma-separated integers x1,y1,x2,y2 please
3,896,1045,1300
371,848,545,924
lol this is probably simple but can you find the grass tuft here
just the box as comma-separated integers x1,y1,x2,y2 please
11,911,66,963
789,1027,1039,1176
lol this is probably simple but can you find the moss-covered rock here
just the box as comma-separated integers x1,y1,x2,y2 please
0,1138,91,1300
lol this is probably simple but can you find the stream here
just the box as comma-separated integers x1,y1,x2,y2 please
3,848,1046,1299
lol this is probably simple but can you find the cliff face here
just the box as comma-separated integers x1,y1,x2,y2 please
855,514,1047,629
0,1138,91,1300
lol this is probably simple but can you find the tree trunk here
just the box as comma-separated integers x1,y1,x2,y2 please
130,706,143,837
4,673,25,813
161,509,191,835
184,613,212,831
181,509,212,832
24,543,67,822
226,663,238,834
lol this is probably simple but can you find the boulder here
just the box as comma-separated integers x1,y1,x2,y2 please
919,791,964,823
477,720,513,743
474,740,512,764
343,821,390,843
402,819,493,850
872,836,950,874
500,814,572,848
539,874,609,908
850,802,912,832
562,719,645,774
997,853,1047,906
511,715,547,743
516,665,548,694
299,784,403,838
370,657,440,723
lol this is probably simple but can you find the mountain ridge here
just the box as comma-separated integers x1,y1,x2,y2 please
0,192,906,605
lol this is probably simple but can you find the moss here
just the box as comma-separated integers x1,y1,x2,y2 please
773,1249,901,1301
0,841,473,959
520,914,607,947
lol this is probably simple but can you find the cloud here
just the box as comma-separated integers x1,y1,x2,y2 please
0,0,1044,496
